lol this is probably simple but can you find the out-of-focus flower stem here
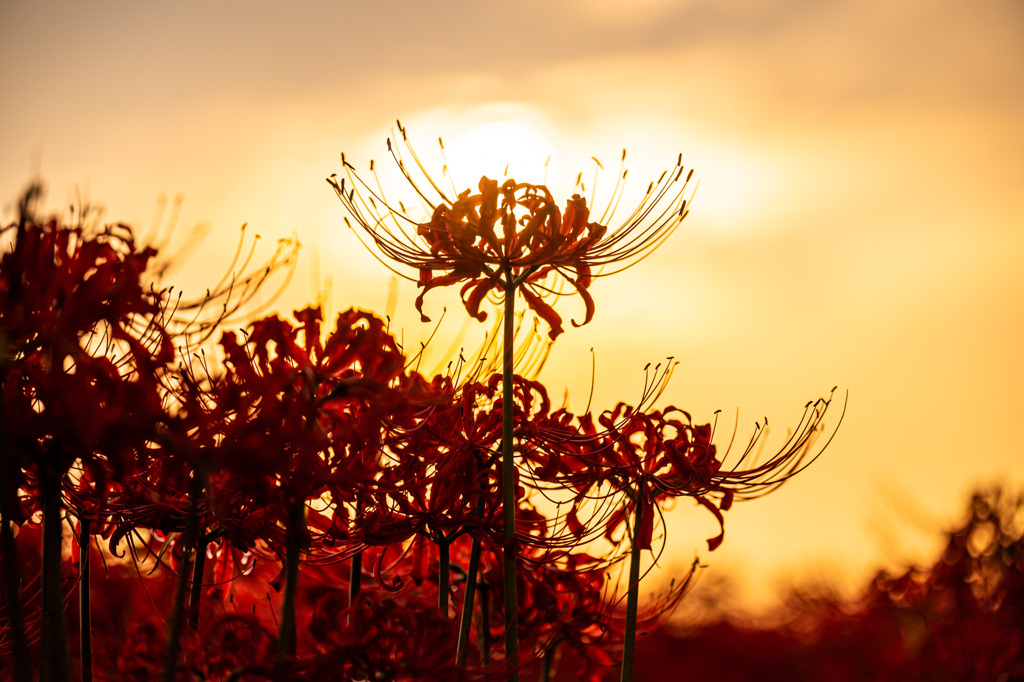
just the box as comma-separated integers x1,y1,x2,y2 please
456,537,482,663
349,501,363,619
438,537,451,618
349,550,362,608
79,516,93,682
620,497,644,682
541,641,558,682
479,580,492,664
0,443,31,682
456,487,485,665
277,499,305,666
163,476,200,682
187,533,209,632
501,274,521,682
39,460,71,682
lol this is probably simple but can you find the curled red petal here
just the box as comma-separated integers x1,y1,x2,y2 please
569,277,596,329
604,507,627,545
460,277,497,322
414,272,463,322
695,495,726,551
373,545,404,593
521,285,564,340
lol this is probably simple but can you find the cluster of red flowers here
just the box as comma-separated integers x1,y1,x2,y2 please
2,141,837,682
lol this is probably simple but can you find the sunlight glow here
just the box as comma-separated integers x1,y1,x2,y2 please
426,105,557,191
443,120,552,189
580,117,782,238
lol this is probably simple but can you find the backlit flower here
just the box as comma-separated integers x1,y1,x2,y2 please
328,122,694,339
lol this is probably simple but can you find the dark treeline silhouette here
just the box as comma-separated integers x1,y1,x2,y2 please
549,487,1024,681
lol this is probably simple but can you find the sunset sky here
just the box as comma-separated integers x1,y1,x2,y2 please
3,0,1023,612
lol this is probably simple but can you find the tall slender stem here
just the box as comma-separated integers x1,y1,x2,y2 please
500,278,520,681
348,550,362,607
349,499,363,620
479,581,491,665
619,498,644,682
163,477,199,682
188,534,209,632
437,536,450,618
79,517,93,682
0,489,30,682
39,465,71,682
456,533,482,664
456,488,485,665
2,211,31,682
277,499,304,666
540,642,558,682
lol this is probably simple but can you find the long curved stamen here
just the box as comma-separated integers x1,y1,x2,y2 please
330,130,695,340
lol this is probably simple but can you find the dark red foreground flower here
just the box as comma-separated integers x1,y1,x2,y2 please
1,191,176,682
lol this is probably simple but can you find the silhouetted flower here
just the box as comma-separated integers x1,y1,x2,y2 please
329,123,694,339
199,306,415,556
596,392,840,552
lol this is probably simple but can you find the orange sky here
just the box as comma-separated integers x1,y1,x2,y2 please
3,0,1023,612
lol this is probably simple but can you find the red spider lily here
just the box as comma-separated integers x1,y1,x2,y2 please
328,123,694,340
360,378,502,544
1,208,174,499
189,305,424,666
330,128,695,681
1,193,176,682
538,390,842,555
516,552,617,680
502,384,839,682
200,306,411,551
347,373,587,625
587,404,723,552
453,535,623,680
511,548,700,682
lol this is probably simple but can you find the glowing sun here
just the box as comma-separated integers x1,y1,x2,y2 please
441,117,553,189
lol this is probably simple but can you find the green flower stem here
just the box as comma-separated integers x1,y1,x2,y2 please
349,500,363,618
39,463,71,682
0,476,30,682
188,534,209,632
619,498,644,682
456,492,485,665
540,641,558,682
79,517,93,682
479,580,491,665
438,536,451,618
501,276,520,682
0,514,29,682
349,550,362,607
163,477,200,682
277,499,305,666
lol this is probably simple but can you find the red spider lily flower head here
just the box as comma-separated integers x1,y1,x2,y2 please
1,191,175,511
197,306,422,557
516,551,619,672
328,122,695,339
0,195,171,366
595,389,843,552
